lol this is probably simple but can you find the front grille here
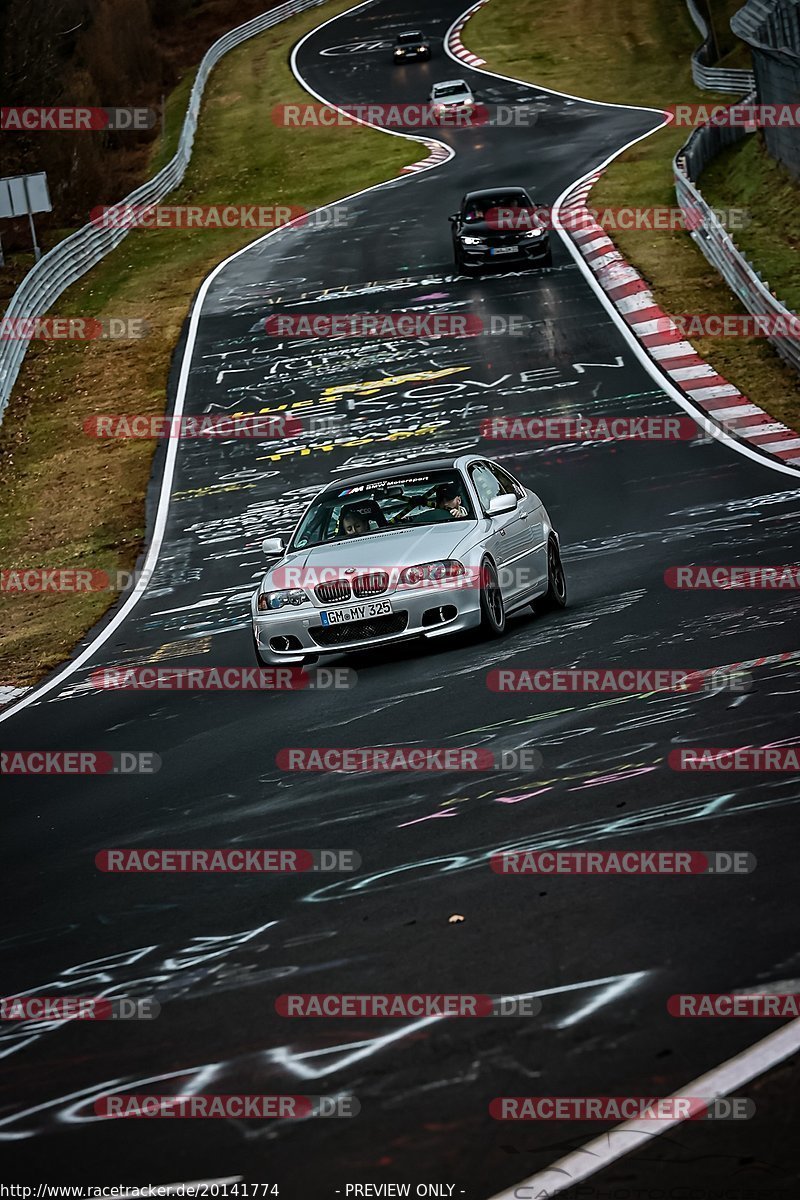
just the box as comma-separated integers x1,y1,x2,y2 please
310,612,408,647
353,571,389,598
485,233,522,247
315,580,351,604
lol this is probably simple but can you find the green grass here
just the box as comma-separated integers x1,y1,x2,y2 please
466,0,800,431
0,0,416,687
701,133,800,311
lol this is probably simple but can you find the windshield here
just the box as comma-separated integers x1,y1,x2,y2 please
463,192,531,222
397,32,424,44
434,84,468,98
291,470,475,549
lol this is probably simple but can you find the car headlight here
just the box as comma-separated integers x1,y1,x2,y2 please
418,45,426,51
461,235,485,246
523,228,546,239
258,589,307,611
400,560,466,587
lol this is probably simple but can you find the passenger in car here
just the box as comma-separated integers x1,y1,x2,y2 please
434,482,468,518
340,508,371,537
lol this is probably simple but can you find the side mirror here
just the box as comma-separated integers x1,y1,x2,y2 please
262,536,285,556
448,213,459,224
487,493,518,517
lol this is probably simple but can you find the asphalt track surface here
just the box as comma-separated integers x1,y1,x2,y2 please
2,0,800,1193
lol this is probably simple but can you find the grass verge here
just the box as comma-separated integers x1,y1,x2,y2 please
0,0,416,688
467,0,800,432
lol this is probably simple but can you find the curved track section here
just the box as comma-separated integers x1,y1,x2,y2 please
2,0,800,1193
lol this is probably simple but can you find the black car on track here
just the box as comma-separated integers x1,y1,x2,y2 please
392,30,431,62
449,186,551,273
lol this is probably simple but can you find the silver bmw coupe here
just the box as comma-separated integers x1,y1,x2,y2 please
250,455,566,665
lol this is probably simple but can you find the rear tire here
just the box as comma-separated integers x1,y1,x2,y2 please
533,537,567,615
479,560,506,637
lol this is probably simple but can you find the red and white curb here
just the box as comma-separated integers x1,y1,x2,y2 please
560,173,800,468
402,139,452,173
0,685,28,708
446,0,489,67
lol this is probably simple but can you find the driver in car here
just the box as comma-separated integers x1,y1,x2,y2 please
434,482,468,518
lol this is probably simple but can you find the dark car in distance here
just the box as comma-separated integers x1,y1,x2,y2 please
393,30,431,62
449,187,551,273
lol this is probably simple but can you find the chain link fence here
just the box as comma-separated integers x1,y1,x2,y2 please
732,0,800,179
0,0,330,429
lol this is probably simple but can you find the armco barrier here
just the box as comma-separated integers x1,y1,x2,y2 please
0,0,329,428
674,93,800,375
686,0,756,92
732,0,800,180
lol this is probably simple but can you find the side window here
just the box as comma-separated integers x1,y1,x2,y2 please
469,462,503,511
490,464,524,498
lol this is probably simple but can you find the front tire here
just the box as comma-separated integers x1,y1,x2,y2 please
533,537,567,615
480,560,506,637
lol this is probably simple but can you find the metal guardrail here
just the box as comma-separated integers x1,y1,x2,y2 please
674,92,800,375
686,0,756,92
732,0,800,180
0,0,329,427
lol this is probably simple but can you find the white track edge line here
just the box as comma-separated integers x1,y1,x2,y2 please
0,0,455,727
445,1,800,478
488,1016,800,1200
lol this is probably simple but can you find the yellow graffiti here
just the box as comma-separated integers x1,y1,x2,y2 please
321,367,468,402
257,424,446,462
173,483,257,499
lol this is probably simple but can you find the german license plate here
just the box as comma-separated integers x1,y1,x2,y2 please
490,246,517,256
320,600,392,626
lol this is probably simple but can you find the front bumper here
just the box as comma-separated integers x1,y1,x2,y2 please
394,48,429,59
460,237,550,265
252,584,482,664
